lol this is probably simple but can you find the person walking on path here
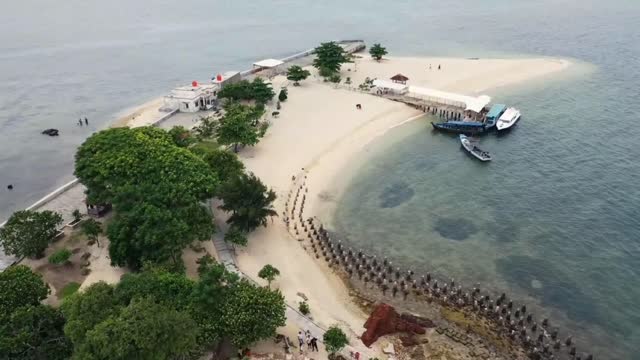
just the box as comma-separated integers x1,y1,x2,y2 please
297,331,305,353
310,337,319,352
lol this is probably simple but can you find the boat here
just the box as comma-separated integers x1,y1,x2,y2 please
496,107,521,131
459,134,492,161
431,121,487,135
484,103,507,129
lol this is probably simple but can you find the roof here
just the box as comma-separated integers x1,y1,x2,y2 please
486,104,507,119
372,79,409,91
408,86,491,113
166,84,218,101
390,74,409,81
253,59,284,68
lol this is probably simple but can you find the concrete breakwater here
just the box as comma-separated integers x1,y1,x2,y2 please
284,173,593,360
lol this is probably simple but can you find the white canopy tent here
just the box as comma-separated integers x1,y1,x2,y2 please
408,86,491,113
372,79,409,94
252,58,284,68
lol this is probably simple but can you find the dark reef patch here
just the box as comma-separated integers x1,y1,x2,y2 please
379,182,414,208
433,217,478,241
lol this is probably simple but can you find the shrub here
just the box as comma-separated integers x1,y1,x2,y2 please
278,89,288,102
48,249,72,265
328,73,341,84
61,282,81,299
299,301,310,315
323,326,349,355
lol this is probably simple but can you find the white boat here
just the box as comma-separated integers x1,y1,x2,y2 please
459,135,492,162
496,107,521,131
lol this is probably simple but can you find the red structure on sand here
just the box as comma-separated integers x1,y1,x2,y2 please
361,303,426,347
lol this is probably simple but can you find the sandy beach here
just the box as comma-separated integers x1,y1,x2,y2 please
232,55,572,356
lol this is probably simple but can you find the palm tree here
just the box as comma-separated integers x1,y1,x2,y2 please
218,173,277,232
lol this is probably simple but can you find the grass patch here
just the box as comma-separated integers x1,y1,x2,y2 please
60,282,81,299
191,140,220,152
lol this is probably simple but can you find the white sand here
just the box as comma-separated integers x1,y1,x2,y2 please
111,97,168,128
234,55,571,356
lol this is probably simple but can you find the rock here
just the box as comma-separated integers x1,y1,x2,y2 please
400,334,427,347
400,313,436,329
297,292,309,301
81,260,91,267
383,343,396,354
81,252,91,260
361,303,426,347
81,268,91,276
41,128,59,136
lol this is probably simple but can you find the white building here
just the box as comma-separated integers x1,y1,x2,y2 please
163,81,219,113
212,71,241,87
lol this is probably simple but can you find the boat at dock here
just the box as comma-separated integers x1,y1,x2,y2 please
431,121,487,135
496,107,521,131
485,103,507,129
459,134,492,161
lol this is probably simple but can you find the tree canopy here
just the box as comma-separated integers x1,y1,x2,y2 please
258,264,280,288
217,78,275,105
115,270,195,310
287,65,311,85
167,125,195,148
0,210,63,260
218,172,277,233
223,226,248,247
0,265,50,317
220,280,286,348
216,103,266,153
192,147,245,183
313,42,350,76
77,298,198,360
0,305,72,360
81,218,102,247
369,43,388,61
323,326,349,354
74,127,217,206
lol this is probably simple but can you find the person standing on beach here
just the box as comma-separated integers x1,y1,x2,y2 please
78,118,83,126
438,64,441,70
84,117,88,125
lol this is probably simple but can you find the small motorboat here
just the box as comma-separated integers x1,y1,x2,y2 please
431,121,487,135
459,134,492,161
41,128,59,136
496,107,521,131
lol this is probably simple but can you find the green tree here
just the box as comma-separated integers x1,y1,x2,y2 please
0,210,63,260
82,218,103,247
298,301,310,315
0,265,50,317
193,116,218,140
216,103,265,153
72,209,83,223
76,298,198,360
48,248,72,265
313,42,350,76
192,147,245,183
75,127,217,205
218,172,277,232
258,264,280,288
168,125,194,147
61,282,121,346
115,270,195,310
323,326,349,355
369,43,388,61
287,65,311,86
220,280,286,348
107,201,213,270
278,88,288,102
0,305,72,360
223,226,248,247
251,78,276,104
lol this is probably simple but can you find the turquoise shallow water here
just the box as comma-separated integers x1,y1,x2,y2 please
1,0,639,357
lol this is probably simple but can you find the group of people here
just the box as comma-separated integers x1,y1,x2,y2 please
77,117,89,126
297,330,319,353
428,64,442,70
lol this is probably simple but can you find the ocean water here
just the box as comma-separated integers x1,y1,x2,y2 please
1,0,639,357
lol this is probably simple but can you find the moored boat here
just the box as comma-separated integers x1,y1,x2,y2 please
459,134,492,161
496,107,521,131
431,121,487,135
485,103,507,129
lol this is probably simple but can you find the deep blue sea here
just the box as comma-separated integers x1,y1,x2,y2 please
1,0,638,358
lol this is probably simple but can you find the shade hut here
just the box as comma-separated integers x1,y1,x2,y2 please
390,74,409,84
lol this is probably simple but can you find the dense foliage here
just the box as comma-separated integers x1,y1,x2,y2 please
0,305,72,360
223,226,248,247
286,65,311,85
218,172,277,233
74,127,218,270
168,125,195,147
216,103,266,152
217,78,275,105
323,326,349,355
59,261,285,358
369,43,388,61
313,42,350,76
0,210,63,260
0,265,50,317
192,147,245,183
